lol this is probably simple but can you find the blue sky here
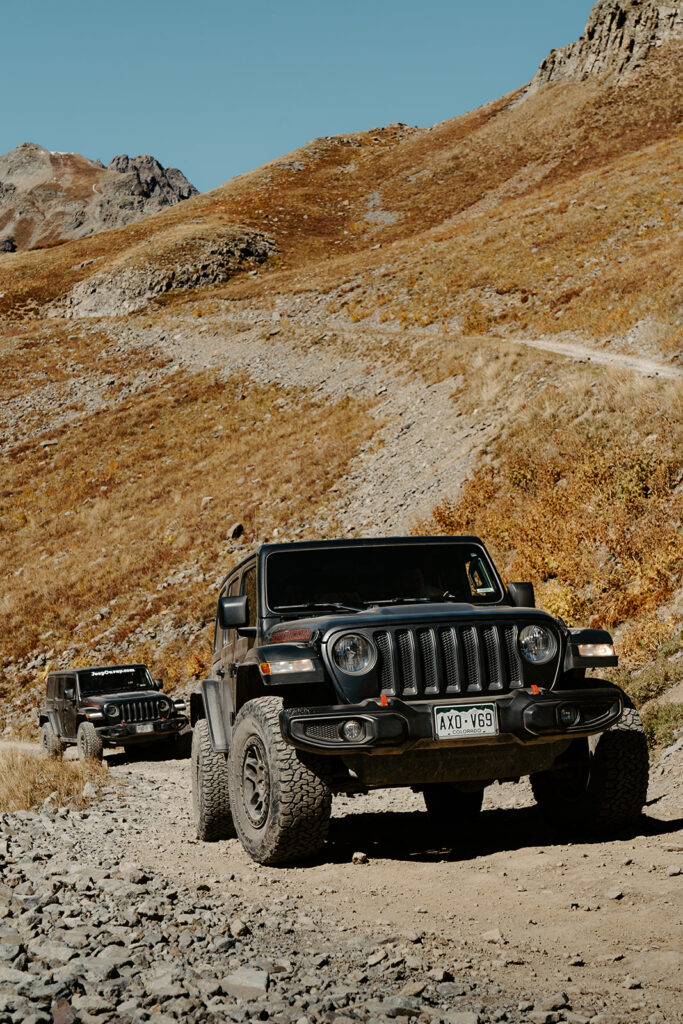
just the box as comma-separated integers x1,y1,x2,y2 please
2,1,593,193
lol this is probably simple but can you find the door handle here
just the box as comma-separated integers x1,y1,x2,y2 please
216,667,226,678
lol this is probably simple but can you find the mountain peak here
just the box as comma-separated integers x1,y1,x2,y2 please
529,0,682,90
0,144,198,251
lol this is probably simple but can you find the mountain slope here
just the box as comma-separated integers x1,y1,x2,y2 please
0,143,197,251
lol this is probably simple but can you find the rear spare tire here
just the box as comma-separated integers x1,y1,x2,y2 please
191,718,236,841
76,721,104,762
531,704,649,833
228,696,332,865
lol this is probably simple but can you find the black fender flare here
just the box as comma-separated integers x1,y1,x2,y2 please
194,678,235,753
46,709,62,736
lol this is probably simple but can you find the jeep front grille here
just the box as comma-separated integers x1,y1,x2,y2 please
374,624,525,699
118,698,162,723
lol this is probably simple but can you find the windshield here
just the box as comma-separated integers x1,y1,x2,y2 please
266,543,503,612
78,666,154,696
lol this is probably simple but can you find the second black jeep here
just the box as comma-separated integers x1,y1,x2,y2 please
190,536,649,865
39,664,188,761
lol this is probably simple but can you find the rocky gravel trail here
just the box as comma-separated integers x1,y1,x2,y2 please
1,740,681,1024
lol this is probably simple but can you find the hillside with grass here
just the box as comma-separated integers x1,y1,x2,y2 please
0,0,681,744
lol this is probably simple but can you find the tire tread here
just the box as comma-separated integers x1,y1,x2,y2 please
229,696,331,865
192,718,236,841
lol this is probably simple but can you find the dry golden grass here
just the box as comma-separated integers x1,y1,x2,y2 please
0,748,109,811
0,361,374,697
419,366,682,667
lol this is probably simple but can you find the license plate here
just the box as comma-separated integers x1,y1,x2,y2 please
136,723,155,734
434,703,498,739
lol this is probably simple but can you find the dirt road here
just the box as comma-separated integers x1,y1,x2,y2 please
2,737,682,1024
103,741,682,1022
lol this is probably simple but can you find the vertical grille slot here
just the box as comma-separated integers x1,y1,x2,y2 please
417,629,439,695
503,625,523,688
482,626,504,691
396,630,418,695
438,627,462,693
374,631,395,695
460,627,482,692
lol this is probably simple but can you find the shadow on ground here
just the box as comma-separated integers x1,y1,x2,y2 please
324,806,683,864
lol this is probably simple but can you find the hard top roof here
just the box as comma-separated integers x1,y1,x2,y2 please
48,663,147,677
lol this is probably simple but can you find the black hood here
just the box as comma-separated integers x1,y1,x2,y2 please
268,602,559,638
79,690,161,704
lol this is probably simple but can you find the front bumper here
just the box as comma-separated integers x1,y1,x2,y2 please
280,688,622,755
89,715,188,744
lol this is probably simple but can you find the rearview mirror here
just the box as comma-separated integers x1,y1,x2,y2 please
218,594,249,630
508,582,535,608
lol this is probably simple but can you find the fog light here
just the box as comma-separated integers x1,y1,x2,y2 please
341,719,365,742
559,706,579,727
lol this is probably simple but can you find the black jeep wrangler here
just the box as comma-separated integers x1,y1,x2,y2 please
39,664,188,761
190,537,649,865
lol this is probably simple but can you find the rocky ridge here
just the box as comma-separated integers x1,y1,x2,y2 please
49,229,278,317
0,143,198,252
529,0,682,90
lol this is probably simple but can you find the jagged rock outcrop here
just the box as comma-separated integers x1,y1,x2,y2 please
0,143,198,251
529,0,682,90
106,153,197,202
49,228,278,318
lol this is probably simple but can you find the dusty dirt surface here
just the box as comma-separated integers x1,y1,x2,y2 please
84,739,683,1024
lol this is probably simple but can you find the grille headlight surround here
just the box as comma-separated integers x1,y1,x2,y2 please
332,634,376,675
519,624,557,665
157,698,171,714
104,703,119,718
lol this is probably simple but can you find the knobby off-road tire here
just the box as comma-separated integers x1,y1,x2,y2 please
76,721,104,762
41,722,64,759
531,704,649,834
228,696,332,865
191,718,236,841
423,784,484,827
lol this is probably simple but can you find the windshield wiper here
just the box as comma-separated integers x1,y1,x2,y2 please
272,601,365,613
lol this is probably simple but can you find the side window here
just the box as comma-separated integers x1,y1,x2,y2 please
241,566,257,628
46,676,55,701
64,676,77,701
222,578,237,648
54,677,65,699
466,556,496,598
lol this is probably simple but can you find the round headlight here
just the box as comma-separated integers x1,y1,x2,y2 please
157,698,171,714
332,634,376,674
104,703,119,718
519,625,557,664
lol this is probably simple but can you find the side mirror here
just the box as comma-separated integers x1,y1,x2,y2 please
218,595,249,630
64,688,75,701
154,679,163,690
508,582,535,608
